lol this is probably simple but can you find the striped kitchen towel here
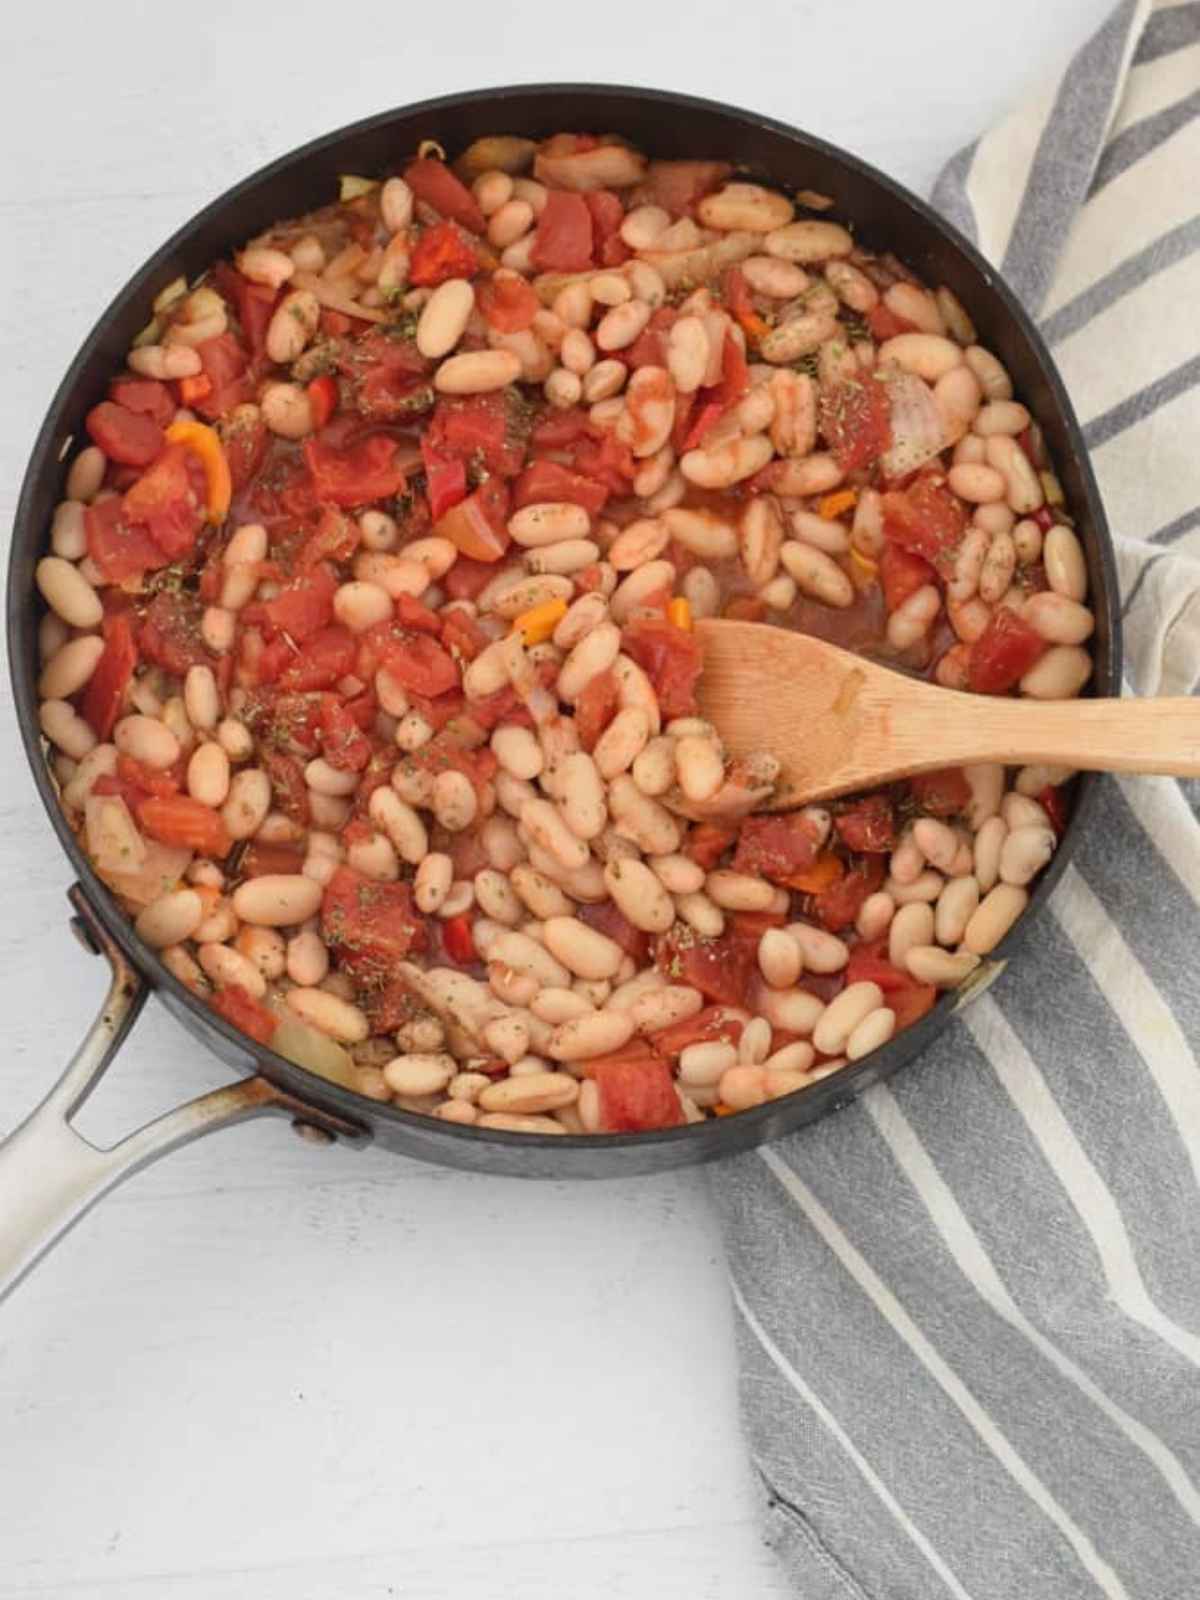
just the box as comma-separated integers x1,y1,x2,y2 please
710,4,1200,1597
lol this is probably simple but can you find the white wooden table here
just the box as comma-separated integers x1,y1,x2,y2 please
0,2,1109,1593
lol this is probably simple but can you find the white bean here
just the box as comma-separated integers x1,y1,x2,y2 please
812,983,884,1057
845,1008,896,1061
1019,645,1092,700
905,946,980,986
999,825,1056,887
135,889,204,949
36,556,102,628
435,349,522,394
232,874,322,927
964,883,1029,954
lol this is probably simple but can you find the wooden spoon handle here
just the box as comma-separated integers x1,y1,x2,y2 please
917,693,1200,776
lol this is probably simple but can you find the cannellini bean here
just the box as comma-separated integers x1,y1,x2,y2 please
779,541,853,607
1023,592,1094,646
758,987,825,1036
974,400,1031,436
346,829,398,882
232,874,322,927
963,763,1005,828
219,768,269,840
790,509,849,556
812,982,884,1056
380,176,414,231
632,736,677,797
964,346,1012,400
128,342,203,379
237,246,295,288
557,621,621,701
887,585,940,650
509,500,591,548
679,434,773,490
846,1007,896,1061
492,725,544,781
660,507,737,562
235,926,286,980
595,299,652,352
371,787,429,864
265,289,319,364
977,530,1017,605
1015,764,1074,797
935,876,981,947
1020,645,1092,700
675,736,724,803
199,943,266,999
510,864,573,920
582,359,627,402
479,1073,579,1114
985,434,1043,514
964,883,1029,954
674,891,725,938
435,349,522,394
742,255,809,299
521,797,590,870
885,282,943,334
50,500,87,560
1044,524,1088,603
411,852,453,915
432,769,477,833
678,1040,738,1087
113,714,179,770
332,580,393,633
666,316,710,395
973,815,1007,892
699,181,794,232
287,933,329,992
856,891,895,942
557,751,607,841
608,776,681,856
912,818,961,874
764,218,851,261
1012,518,1044,567
532,987,595,1025
648,854,703,896
135,889,204,949
38,635,104,700
183,665,220,732
285,990,366,1045
560,328,596,375
548,1008,636,1062
415,277,475,359
759,928,802,989
738,496,785,586
601,857,674,934
948,463,1005,503
383,1053,457,1097
66,446,106,503
593,706,651,782
260,382,314,438
759,310,839,364
786,924,848,973
889,902,935,969
187,742,230,807
999,825,1056,887
606,517,668,571
705,870,775,912
877,333,963,382
543,917,624,981
488,199,535,249
905,946,980,986
736,1017,772,1067
305,758,358,798
36,556,102,628
887,870,945,905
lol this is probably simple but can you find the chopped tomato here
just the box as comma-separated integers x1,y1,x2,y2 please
650,1005,743,1059
1039,783,1070,838
277,625,357,691
890,982,938,1030
223,407,269,491
656,925,758,1009
377,631,460,698
121,444,206,560
321,865,426,983
262,749,311,824
579,900,649,965
262,566,336,641
317,697,370,774
511,458,608,515
820,374,892,472
868,303,917,341
434,477,511,563
298,506,360,569
732,812,823,883
881,474,967,567
441,912,477,966
306,374,338,431
685,822,737,870
681,398,727,452
967,608,1047,695
723,595,768,622
711,328,750,412
722,266,769,346
138,794,231,856
403,157,486,233
138,590,210,675
476,274,540,333
212,262,278,357
426,393,527,478
85,496,167,582
240,841,307,877
193,333,252,420
440,606,490,662
86,401,164,467
531,191,594,272
409,220,480,287
305,432,407,507
813,856,886,933
420,436,468,521
587,1057,684,1132
443,555,497,602
80,614,137,740
530,406,592,452
569,429,636,497
843,939,911,992
585,190,630,266
210,984,278,1046
782,852,844,894
729,910,788,940
909,766,971,817
834,794,895,852
574,666,620,750
635,159,731,216
109,377,175,428
879,543,937,612
620,615,703,720
345,331,432,421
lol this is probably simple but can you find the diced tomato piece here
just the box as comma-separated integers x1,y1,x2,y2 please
879,544,937,613
85,496,167,582
867,303,917,341
210,983,278,1046
138,794,231,856
530,406,592,452
511,458,608,515
121,444,206,560
378,631,460,697
1039,783,1069,837
656,926,758,1009
409,220,480,287
890,982,938,1030
276,625,357,691
820,374,892,473
579,901,649,966
730,911,788,942
531,191,594,272
421,436,468,521
620,616,702,721
86,401,164,467
306,374,338,431
138,590,210,675
434,476,511,563
587,1057,684,1133
635,159,731,216
574,666,620,751
193,333,252,421
650,1005,744,1059
321,865,426,982
403,157,486,233
909,766,971,817
681,399,726,452
240,841,307,877
685,823,737,870
440,607,490,662
109,377,175,428
813,856,886,933
711,329,750,411
426,393,527,478
211,262,278,358
298,506,360,570
261,749,311,824
834,794,895,853
80,614,137,740
223,407,269,491
731,813,823,882
442,555,494,601
477,274,540,333
262,566,336,641
882,474,967,567
304,432,407,508
441,912,477,966
967,608,1048,695
343,331,432,422
319,697,372,772
843,939,911,992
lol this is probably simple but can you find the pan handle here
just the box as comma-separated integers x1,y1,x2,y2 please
0,885,368,1305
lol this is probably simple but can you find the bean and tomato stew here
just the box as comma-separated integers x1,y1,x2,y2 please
37,131,1092,1134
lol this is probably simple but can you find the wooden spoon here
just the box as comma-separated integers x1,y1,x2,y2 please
694,618,1200,811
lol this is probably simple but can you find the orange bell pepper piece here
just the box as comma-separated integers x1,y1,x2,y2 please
782,852,845,893
667,597,693,631
817,488,858,521
164,419,232,523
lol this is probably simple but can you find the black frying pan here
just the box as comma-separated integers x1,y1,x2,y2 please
0,84,1119,1300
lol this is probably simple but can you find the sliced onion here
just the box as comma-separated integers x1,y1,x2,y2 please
85,794,146,876
291,271,388,324
101,841,193,909
271,1014,357,1089
533,142,647,192
880,370,944,479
